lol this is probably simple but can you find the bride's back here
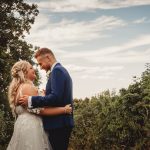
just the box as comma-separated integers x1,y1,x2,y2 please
15,83,37,115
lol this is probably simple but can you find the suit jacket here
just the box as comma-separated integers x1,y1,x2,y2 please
31,63,74,130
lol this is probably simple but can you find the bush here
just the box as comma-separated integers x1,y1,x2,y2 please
69,68,150,150
0,105,14,150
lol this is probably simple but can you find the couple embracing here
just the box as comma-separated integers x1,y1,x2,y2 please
7,48,74,150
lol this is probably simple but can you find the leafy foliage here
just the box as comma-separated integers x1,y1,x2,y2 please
0,0,39,105
70,65,150,150
0,105,14,150
0,0,39,148
0,1,149,149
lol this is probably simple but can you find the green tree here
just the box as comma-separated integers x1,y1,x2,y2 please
0,0,39,148
70,66,150,150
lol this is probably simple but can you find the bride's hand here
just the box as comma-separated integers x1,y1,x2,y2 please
64,104,72,114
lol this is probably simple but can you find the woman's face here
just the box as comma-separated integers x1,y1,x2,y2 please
26,64,36,81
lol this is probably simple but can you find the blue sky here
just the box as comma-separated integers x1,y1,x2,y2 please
25,0,150,98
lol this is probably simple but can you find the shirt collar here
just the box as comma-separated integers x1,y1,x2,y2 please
51,61,59,72
46,62,59,78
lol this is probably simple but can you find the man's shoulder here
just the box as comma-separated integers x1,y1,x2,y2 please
54,63,66,71
53,64,70,77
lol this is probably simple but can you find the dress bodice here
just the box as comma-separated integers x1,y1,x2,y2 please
14,84,28,115
15,105,28,115
14,84,43,116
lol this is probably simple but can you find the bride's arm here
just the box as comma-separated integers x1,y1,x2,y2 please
21,84,72,116
39,104,72,116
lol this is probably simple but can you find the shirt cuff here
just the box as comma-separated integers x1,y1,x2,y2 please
28,96,33,108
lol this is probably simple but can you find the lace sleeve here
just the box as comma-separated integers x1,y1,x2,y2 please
27,108,44,114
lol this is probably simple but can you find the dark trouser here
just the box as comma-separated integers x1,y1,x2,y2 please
48,127,72,150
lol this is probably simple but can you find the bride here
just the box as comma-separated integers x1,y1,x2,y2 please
7,60,72,150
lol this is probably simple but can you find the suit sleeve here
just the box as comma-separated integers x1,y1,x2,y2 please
31,68,65,108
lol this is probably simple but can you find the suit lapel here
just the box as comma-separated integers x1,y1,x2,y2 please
45,63,61,95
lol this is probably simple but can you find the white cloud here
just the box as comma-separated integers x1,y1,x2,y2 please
88,53,149,63
62,34,150,63
25,0,150,98
80,74,114,80
25,15,126,49
65,64,124,81
66,64,123,73
133,17,147,24
32,0,150,12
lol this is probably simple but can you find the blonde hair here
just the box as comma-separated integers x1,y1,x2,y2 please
8,60,30,116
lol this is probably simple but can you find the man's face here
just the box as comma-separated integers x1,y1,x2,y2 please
36,55,51,71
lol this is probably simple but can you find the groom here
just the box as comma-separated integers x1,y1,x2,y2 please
19,48,74,150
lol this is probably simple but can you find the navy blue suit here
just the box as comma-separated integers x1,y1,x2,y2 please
31,63,74,150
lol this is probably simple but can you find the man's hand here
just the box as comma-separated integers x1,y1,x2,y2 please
18,95,29,107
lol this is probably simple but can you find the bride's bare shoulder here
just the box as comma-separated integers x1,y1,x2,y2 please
21,82,38,96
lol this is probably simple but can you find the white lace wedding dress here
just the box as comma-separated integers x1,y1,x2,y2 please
7,87,52,150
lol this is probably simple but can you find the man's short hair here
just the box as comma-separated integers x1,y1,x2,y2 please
34,48,55,58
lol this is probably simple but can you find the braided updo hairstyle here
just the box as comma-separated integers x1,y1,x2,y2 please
8,60,30,116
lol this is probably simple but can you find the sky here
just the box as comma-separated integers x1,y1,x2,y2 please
25,0,150,99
